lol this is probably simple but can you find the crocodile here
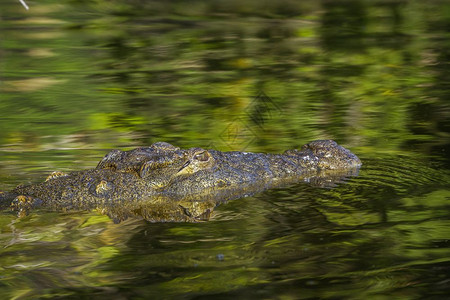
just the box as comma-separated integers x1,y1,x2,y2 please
0,140,361,222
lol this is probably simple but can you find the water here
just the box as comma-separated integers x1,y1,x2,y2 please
1,0,449,299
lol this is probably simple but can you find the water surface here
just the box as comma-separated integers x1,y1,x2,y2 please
0,0,449,299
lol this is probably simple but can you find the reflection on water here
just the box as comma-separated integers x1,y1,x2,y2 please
0,0,449,299
0,155,448,299
1,0,449,155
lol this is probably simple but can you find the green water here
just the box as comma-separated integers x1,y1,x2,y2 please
0,0,449,299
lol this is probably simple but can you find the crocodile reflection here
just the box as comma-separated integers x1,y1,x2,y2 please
0,140,361,222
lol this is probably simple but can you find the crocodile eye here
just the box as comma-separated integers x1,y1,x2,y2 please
194,151,209,162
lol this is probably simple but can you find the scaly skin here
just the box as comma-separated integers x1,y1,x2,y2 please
1,140,361,222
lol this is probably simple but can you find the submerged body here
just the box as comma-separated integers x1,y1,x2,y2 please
1,140,361,222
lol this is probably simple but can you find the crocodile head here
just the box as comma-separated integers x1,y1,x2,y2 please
96,142,217,189
5,140,362,222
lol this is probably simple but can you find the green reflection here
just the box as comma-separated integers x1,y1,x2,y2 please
0,0,449,299
0,0,448,155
